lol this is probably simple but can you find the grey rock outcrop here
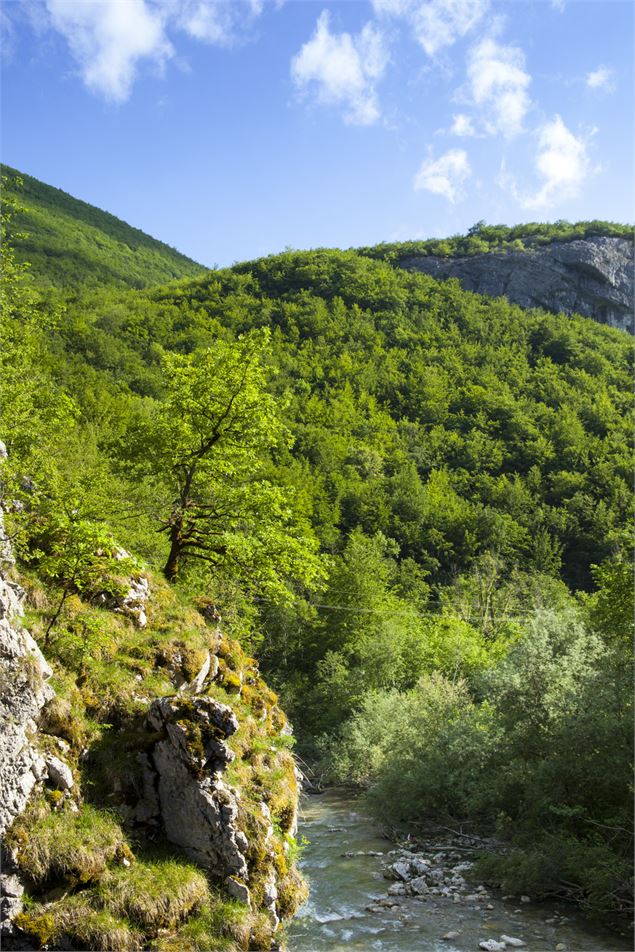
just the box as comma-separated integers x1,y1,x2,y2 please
97,548,150,628
401,237,634,333
0,511,54,839
143,696,249,886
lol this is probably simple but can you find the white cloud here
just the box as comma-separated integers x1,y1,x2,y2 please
46,0,172,102
414,148,471,202
291,11,388,126
166,0,262,45
451,112,476,136
586,66,616,92
43,0,264,102
506,115,592,210
372,0,489,56
467,36,531,137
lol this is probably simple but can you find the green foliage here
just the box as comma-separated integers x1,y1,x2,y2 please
326,601,633,917
357,219,633,264
97,859,209,931
121,328,324,597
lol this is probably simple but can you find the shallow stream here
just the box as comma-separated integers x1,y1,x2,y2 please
285,790,630,952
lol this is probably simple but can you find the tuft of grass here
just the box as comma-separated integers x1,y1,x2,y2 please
17,898,142,951
97,858,210,931
10,802,131,884
153,896,253,952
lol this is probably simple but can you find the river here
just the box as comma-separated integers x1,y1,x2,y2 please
285,790,631,952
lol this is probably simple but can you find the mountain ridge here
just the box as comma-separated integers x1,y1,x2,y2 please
1,165,205,291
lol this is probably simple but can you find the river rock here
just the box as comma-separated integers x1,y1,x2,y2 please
388,882,407,896
408,875,429,895
500,938,526,948
479,941,506,952
443,932,461,941
386,861,412,881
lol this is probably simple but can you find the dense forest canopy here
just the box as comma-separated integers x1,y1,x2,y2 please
1,166,205,291
357,218,634,264
2,171,633,922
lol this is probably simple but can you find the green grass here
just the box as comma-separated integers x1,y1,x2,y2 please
97,858,210,931
10,802,131,884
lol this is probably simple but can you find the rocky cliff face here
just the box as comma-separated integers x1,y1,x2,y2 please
0,513,55,841
400,237,634,333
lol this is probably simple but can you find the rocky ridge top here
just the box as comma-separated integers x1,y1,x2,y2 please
400,237,634,333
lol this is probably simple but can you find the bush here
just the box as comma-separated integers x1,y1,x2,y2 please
325,674,495,821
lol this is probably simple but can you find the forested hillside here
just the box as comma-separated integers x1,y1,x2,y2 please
1,174,633,934
1,166,205,291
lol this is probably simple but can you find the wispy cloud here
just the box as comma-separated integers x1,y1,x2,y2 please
291,11,388,126
586,66,616,92
372,0,489,56
502,115,592,209
450,112,476,136
467,36,531,137
42,0,264,102
168,0,262,45
414,147,471,202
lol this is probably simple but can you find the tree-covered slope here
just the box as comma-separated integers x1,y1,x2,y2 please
1,165,206,291
2,181,633,926
55,248,633,595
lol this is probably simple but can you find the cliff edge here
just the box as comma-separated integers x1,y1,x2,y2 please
400,236,634,333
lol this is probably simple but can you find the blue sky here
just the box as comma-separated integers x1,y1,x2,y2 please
2,0,633,266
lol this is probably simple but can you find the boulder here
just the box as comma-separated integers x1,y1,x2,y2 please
44,754,74,791
408,876,429,895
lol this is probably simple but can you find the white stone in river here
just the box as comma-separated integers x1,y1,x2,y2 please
442,931,461,940
479,941,506,952
500,937,526,948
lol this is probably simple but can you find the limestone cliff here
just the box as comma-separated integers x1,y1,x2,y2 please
399,237,634,333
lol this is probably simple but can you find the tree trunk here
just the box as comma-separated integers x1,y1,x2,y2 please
164,524,182,581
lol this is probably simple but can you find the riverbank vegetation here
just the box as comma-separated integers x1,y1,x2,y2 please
2,168,632,928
